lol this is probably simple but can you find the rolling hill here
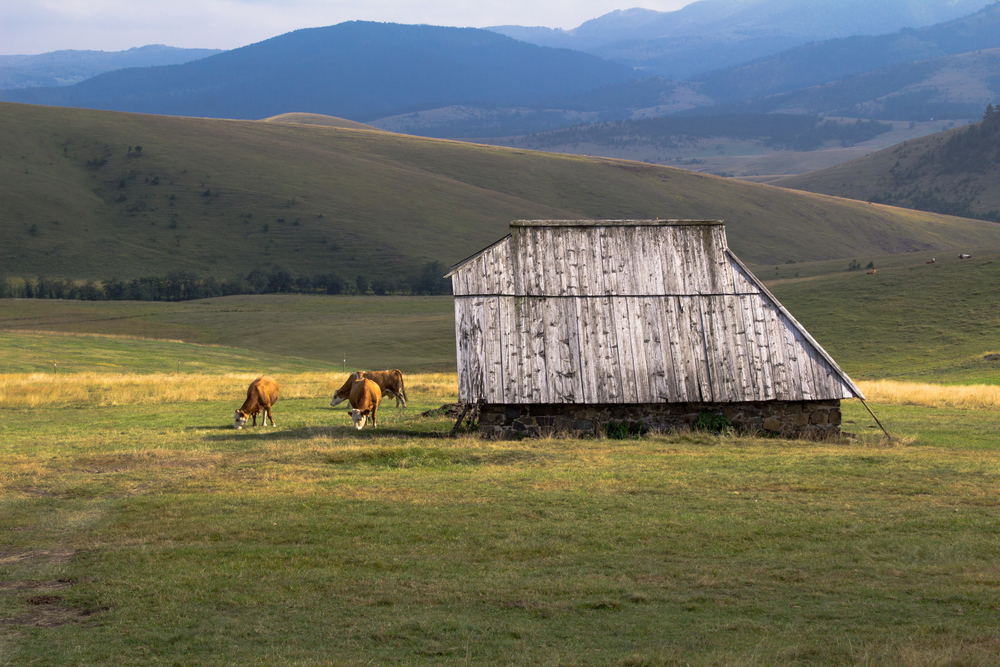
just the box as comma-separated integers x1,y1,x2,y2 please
3,102,1000,289
774,107,1000,221
0,22,634,122
0,45,222,90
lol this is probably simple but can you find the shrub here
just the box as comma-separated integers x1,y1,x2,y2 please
694,411,733,434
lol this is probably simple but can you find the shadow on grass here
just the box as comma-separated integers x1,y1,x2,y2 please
200,424,454,442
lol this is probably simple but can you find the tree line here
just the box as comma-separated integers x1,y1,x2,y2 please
0,261,452,301
520,114,892,152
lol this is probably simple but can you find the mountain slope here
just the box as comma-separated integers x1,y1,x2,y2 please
3,102,1000,286
490,0,996,78
774,108,1000,220
0,22,634,122
695,1,1000,103
0,45,222,90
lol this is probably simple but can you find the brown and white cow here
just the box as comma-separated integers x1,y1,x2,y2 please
330,370,408,408
234,376,279,429
347,378,382,430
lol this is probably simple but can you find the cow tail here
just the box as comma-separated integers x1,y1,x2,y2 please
398,370,408,404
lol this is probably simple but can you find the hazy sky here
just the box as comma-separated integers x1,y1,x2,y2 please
1,0,698,55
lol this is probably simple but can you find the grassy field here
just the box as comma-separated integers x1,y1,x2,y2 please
0,294,456,373
4,102,1000,285
2,378,1000,666
3,242,1000,664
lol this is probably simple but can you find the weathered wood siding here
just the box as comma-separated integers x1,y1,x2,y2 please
451,220,861,405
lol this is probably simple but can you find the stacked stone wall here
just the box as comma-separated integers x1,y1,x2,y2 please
476,400,841,439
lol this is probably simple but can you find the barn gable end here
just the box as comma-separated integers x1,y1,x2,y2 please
448,220,861,438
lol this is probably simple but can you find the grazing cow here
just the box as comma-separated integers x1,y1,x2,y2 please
926,258,936,264
347,378,382,430
234,376,279,429
958,253,972,259
866,269,877,275
330,369,408,408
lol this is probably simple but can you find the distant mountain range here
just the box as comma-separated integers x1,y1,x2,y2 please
0,45,221,89
2,2,999,143
694,2,1000,105
0,23,633,122
490,0,997,79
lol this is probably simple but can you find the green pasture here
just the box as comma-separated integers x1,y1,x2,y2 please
3,244,1000,382
2,396,1000,666
0,294,455,373
762,249,1000,383
3,245,1000,664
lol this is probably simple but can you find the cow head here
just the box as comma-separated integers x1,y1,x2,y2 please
330,372,363,407
234,409,248,430
349,408,370,430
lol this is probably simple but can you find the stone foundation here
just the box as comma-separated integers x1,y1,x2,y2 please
476,400,841,439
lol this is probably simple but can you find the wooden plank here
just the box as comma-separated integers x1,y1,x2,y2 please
637,298,668,402
701,296,738,402
505,297,527,403
543,297,581,402
761,301,791,399
594,297,624,402
564,298,584,403
600,227,620,296
611,296,639,402
749,294,776,400
720,294,753,401
483,297,504,403
665,297,698,401
651,298,681,402
556,229,579,296
696,297,728,402
733,294,763,401
575,297,598,403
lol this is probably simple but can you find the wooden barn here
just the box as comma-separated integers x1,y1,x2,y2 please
447,219,864,438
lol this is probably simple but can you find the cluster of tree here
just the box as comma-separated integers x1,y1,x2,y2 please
917,102,1000,175
867,104,1000,222
521,114,892,152
0,261,452,301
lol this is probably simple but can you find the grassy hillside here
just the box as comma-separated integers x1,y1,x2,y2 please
719,49,1000,121
5,103,1000,285
261,113,381,131
775,110,1000,220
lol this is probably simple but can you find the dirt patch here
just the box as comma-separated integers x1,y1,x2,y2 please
0,574,103,628
0,550,75,565
2,603,103,628
0,579,77,593
420,403,465,418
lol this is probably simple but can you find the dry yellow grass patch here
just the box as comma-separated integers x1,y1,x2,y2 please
858,379,1000,410
1,372,458,408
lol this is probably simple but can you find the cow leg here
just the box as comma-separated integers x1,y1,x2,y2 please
266,407,275,427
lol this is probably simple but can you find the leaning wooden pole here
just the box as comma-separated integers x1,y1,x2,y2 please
859,398,891,439
451,404,472,435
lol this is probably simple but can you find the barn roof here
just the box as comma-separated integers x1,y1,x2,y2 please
449,220,863,405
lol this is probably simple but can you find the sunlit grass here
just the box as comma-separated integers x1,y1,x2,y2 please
0,372,458,408
858,378,1000,410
